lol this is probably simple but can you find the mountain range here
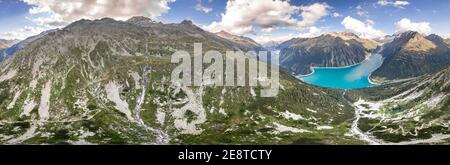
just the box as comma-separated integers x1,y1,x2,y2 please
279,32,378,75
0,17,358,144
372,31,450,80
278,30,450,81
0,16,449,145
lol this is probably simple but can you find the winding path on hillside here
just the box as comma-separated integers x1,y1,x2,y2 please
343,91,450,145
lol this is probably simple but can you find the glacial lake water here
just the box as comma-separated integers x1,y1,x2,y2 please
298,54,384,89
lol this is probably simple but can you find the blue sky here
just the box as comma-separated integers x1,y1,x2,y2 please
0,0,449,43
0,0,33,32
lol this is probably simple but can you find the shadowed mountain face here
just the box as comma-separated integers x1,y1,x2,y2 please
372,31,450,80
279,32,378,75
426,34,446,45
0,17,359,144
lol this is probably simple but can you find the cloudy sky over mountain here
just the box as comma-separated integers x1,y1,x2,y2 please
0,0,449,44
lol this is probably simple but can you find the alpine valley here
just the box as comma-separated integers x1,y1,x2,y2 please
0,16,449,145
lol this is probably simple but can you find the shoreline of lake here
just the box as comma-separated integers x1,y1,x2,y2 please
296,54,384,89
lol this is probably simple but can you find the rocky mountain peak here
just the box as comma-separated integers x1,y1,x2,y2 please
325,32,359,39
323,31,378,50
382,31,437,54
398,30,420,38
215,30,261,48
127,16,153,22
395,31,436,52
373,31,450,79
126,16,155,27
180,20,194,25
65,18,93,28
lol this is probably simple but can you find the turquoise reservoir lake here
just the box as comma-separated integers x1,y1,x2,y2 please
298,54,384,89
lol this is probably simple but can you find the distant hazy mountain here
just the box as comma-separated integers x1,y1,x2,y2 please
279,32,379,75
260,41,280,49
373,35,396,44
215,30,262,50
0,30,56,61
0,39,19,49
276,38,303,50
372,31,450,80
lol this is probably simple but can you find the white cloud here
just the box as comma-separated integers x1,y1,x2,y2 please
332,12,342,18
356,5,368,17
298,26,323,38
253,34,295,45
393,1,410,7
22,0,176,27
366,19,375,26
377,0,410,9
395,18,431,34
341,16,385,39
0,26,46,40
253,26,324,45
377,0,390,6
32,14,66,27
205,0,329,35
296,3,330,28
195,0,212,13
261,27,276,33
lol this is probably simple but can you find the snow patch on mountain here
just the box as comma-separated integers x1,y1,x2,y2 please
105,81,134,121
156,108,166,125
279,111,305,120
424,93,446,108
21,96,37,117
171,86,206,135
271,122,311,134
7,90,22,110
0,69,17,82
317,125,334,130
129,71,142,89
38,81,52,121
